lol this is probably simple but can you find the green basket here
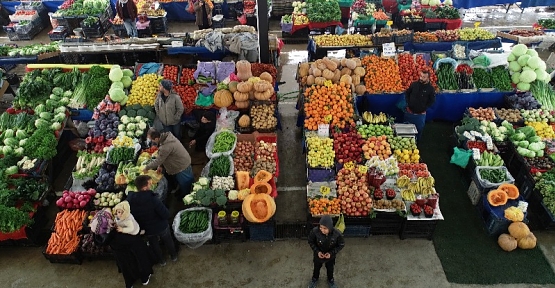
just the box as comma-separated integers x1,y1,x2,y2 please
376,19,388,26
338,0,353,7
354,18,375,26
398,3,412,11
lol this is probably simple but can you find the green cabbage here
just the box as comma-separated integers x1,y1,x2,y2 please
511,44,528,57
511,72,521,84
111,81,124,90
526,49,539,57
517,54,531,67
509,61,521,72
121,76,132,88
519,70,536,83
527,56,543,70
508,53,516,62
517,82,530,91
122,69,134,78
109,88,126,102
109,67,123,82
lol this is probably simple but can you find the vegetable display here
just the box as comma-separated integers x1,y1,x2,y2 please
508,44,551,92
117,115,148,139
56,189,96,209
46,210,87,255
23,127,58,160
530,81,555,110
194,189,227,206
109,147,136,164
0,203,34,233
475,151,504,166
436,63,458,91
306,0,341,23
178,210,209,233
212,131,237,153
455,64,474,90
479,168,508,183
208,156,232,177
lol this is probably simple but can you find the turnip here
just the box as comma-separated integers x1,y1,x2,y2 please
78,195,84,202
56,199,64,207
64,196,72,203
80,201,87,208
73,199,80,205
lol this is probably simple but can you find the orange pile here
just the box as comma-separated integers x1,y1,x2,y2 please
303,82,354,130
362,135,392,160
361,55,403,93
308,197,341,216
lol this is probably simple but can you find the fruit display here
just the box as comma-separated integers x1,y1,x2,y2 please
303,82,354,130
250,104,277,131
495,108,523,123
336,167,372,216
180,68,195,85
434,30,459,42
393,148,420,164
524,156,554,170
413,32,438,43
308,197,341,216
127,73,163,106
136,0,166,16
306,136,335,168
351,0,367,14
362,112,390,124
11,10,37,21
525,121,555,139
458,27,496,41
233,141,254,172
506,29,544,37
398,53,418,90
333,128,364,164
465,140,487,153
162,65,179,84
361,55,403,93
410,202,422,216
373,10,389,20
313,34,372,47
356,124,393,138
388,136,416,151
293,15,309,25
365,156,399,176
468,107,496,121
520,109,555,123
374,199,405,210
398,163,430,178
400,176,435,201
174,85,197,115
362,136,392,160
255,140,277,163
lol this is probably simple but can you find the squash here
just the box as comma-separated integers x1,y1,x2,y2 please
254,80,272,92
330,58,341,68
499,183,519,199
355,84,366,96
315,77,326,86
504,207,524,222
341,68,352,76
254,90,272,101
352,75,361,86
517,232,537,249
238,115,251,127
236,60,253,81
487,189,508,206
340,58,348,67
242,193,276,223
345,59,357,70
322,69,334,80
299,63,309,77
312,68,322,77
248,77,261,83
353,67,366,77
234,91,249,101
236,171,250,190
332,70,341,83
254,170,273,183
259,72,273,83
237,81,253,93
306,75,315,86
340,75,352,85
228,81,238,93
214,90,233,108
316,59,327,71
508,222,530,239
498,233,518,252
237,188,250,201
353,58,362,67
235,101,250,109
322,57,338,71
250,182,272,195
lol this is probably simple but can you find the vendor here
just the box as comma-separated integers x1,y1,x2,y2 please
116,0,138,38
194,0,213,30
154,80,184,140
189,110,216,153
404,70,435,141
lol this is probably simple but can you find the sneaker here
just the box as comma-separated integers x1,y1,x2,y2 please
142,274,152,285
171,255,178,262
328,280,337,288
308,279,318,288
159,261,167,267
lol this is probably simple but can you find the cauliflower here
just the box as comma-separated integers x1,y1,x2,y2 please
198,177,209,186
121,115,130,124
137,122,147,130
193,183,202,191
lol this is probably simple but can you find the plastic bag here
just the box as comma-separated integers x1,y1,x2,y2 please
200,155,234,177
195,92,214,107
215,61,236,82
69,138,87,151
215,108,239,132
396,97,407,111
76,121,90,138
475,166,515,188
194,61,216,79
186,0,195,13
153,176,168,202
205,130,238,158
172,207,213,249
450,147,473,168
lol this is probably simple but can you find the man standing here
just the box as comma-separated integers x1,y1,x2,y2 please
127,175,178,266
307,215,345,288
155,80,184,140
116,0,138,38
144,129,194,199
404,70,436,141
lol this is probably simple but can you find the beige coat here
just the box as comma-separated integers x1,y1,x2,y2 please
145,132,191,175
154,92,183,126
194,0,212,27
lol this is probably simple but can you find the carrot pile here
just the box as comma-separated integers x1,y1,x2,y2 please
397,53,418,90
413,32,438,43
162,65,179,84
373,10,389,20
303,82,354,130
361,55,403,93
174,85,198,114
46,210,87,255
180,68,195,85
415,55,438,89
308,197,341,216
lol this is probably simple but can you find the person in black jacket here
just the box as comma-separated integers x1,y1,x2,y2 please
126,175,178,266
188,110,216,153
110,229,153,288
404,70,436,141
307,215,345,288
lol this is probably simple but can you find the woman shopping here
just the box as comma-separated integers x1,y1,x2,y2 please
194,0,213,30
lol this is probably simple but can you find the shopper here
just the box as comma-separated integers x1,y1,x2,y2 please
116,0,138,38
127,175,178,266
307,215,345,288
194,0,213,30
403,70,436,141
113,201,140,236
144,128,194,199
154,79,184,140
189,110,217,153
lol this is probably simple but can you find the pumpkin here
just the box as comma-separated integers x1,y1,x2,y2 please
354,58,362,67
254,170,273,183
332,70,341,83
340,58,347,67
499,183,519,199
344,59,357,70
235,100,250,109
322,69,333,80
250,182,272,195
340,75,352,85
322,57,337,71
315,77,326,86
517,232,537,249
504,207,524,222
238,115,251,127
259,72,273,83
236,171,250,190
236,60,253,81
487,189,508,206
341,68,352,76
352,75,361,86
508,222,530,239
353,67,366,77
306,75,315,86
237,188,250,201
254,90,272,101
316,59,327,71
242,193,276,223
355,84,366,96
498,233,518,252
228,81,238,93
214,90,233,108
248,77,261,83
254,80,272,92
234,91,249,101
312,68,322,77
237,81,253,93
299,63,309,77
330,58,341,68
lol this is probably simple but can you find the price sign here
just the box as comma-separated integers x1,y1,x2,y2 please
171,41,183,47
382,42,396,57
474,22,481,28
327,49,346,59
317,124,330,138
386,20,393,26
344,162,355,170
320,186,331,196
358,165,368,174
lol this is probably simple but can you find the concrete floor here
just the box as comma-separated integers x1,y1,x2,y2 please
2,6,555,288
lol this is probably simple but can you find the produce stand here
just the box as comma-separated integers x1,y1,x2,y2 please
404,38,502,53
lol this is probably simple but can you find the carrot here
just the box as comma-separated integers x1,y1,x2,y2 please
46,210,87,255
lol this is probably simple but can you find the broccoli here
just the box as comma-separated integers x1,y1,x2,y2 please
147,111,156,121
119,109,127,117
127,110,136,117
204,189,214,199
137,109,147,117
214,189,225,197
215,195,227,206
132,104,142,110
200,196,212,206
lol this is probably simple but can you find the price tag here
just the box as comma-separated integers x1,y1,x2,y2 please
382,42,396,57
474,22,480,28
171,41,183,47
358,165,368,174
320,186,331,196
327,49,346,59
386,20,393,26
344,162,355,170
317,124,330,137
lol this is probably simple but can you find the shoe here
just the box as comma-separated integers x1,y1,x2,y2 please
308,279,318,288
142,274,152,285
159,261,167,267
328,280,337,288
171,255,178,262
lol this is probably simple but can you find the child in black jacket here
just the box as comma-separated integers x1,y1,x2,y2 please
308,215,345,288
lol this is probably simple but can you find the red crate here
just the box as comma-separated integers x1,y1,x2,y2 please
255,134,279,178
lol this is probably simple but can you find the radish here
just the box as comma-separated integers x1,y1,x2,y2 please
64,196,72,203
79,201,87,208
56,199,64,207
77,195,84,201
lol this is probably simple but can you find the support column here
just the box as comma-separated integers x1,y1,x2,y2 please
257,0,269,63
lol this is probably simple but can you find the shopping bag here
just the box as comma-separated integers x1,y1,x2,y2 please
450,147,473,168
194,92,214,107
186,0,195,14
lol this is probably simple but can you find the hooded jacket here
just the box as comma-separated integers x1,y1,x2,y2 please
194,0,213,27
154,91,184,126
116,0,138,20
145,132,191,175
308,216,345,260
126,190,170,235
113,201,140,236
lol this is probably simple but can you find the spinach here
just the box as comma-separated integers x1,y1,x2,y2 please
0,204,34,233
306,0,341,23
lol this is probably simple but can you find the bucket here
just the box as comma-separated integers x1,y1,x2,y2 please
73,28,83,37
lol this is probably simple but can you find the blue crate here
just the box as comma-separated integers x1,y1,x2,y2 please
69,108,93,122
343,225,370,238
481,194,527,237
307,168,336,182
248,220,275,241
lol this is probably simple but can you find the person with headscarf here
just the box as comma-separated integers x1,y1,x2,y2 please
113,201,140,236
307,215,345,288
154,79,184,140
189,110,216,153
194,0,213,30
116,0,138,38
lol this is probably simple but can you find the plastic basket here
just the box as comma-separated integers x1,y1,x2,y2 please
425,21,446,31
399,220,438,240
393,31,413,44
281,22,293,33
451,42,469,60
354,25,373,35
343,225,371,238
112,24,127,37
150,17,167,34
307,168,336,182
372,35,393,46
475,166,515,189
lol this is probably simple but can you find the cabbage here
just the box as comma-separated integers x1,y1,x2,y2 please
109,88,126,102
536,69,546,81
508,53,516,62
527,56,543,70
517,82,531,91
526,49,539,57
51,122,62,131
529,142,544,152
122,69,134,78
522,66,533,71
3,129,14,139
511,72,521,84
54,113,66,122
40,112,52,120
509,61,521,72
111,81,124,90
109,67,124,82
35,104,46,114
5,165,17,175
52,87,64,96
511,44,528,57
120,95,129,106
537,61,546,71
16,130,27,140
3,145,13,155
19,139,26,147
517,54,531,67
121,76,132,88
4,137,18,147
519,70,536,83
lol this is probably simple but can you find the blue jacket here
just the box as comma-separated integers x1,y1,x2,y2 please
126,190,170,235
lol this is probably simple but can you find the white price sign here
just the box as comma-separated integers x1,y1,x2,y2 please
327,49,346,59
382,42,396,57
171,41,183,47
318,124,330,138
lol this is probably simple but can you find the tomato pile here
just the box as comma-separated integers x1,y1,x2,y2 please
466,141,487,153
398,163,430,178
180,68,195,85
415,55,438,89
398,53,418,90
174,85,197,114
162,65,179,84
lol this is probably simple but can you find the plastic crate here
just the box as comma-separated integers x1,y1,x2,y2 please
307,168,336,182
112,24,128,37
247,219,275,241
137,26,152,38
399,220,438,240
393,32,413,44
369,212,403,235
42,248,83,264
81,25,104,38
150,17,167,34
5,30,20,41
343,225,371,238
48,31,67,41
425,21,446,31
212,17,225,29
372,35,393,46
354,25,373,35
480,194,527,237
275,223,313,239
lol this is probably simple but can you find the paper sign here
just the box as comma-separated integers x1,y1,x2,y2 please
327,49,346,59
171,41,183,47
344,162,355,170
474,22,480,28
382,42,396,57
318,124,330,137
320,186,331,196
358,165,368,174
386,20,393,26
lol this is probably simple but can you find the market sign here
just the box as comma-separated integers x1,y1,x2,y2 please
382,42,396,57
327,49,346,59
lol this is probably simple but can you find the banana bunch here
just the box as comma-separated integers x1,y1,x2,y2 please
363,112,388,124
404,177,436,195
396,175,411,188
401,189,416,201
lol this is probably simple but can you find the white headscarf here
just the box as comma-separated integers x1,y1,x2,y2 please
120,0,129,6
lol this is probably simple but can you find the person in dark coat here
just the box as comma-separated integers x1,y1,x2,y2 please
127,175,178,266
404,70,436,141
307,215,345,288
116,0,138,37
188,110,216,153
194,0,213,30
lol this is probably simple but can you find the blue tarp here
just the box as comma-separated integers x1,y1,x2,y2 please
0,56,39,65
2,1,63,13
520,0,555,7
453,0,517,8
404,39,502,53
167,46,228,60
